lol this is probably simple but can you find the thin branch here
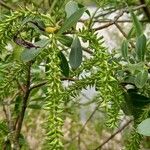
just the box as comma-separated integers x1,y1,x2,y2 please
114,22,135,48
79,103,100,134
94,119,133,150
30,77,78,91
93,11,124,31
14,62,32,144
82,47,93,55
0,0,14,10
93,4,147,31
93,19,149,23
65,103,100,144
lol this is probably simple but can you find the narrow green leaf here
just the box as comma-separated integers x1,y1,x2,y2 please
134,70,148,88
28,104,42,109
121,40,128,60
57,35,73,47
58,7,86,34
78,3,91,17
130,10,143,36
65,1,79,18
136,34,147,62
69,36,82,70
58,51,69,77
137,118,150,136
127,26,136,39
21,39,49,62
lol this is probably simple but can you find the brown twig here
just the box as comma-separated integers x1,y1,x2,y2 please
94,119,133,150
139,0,150,21
93,11,124,31
14,62,32,148
114,22,135,48
93,4,147,31
93,19,149,23
30,77,78,91
65,103,100,144
0,0,14,10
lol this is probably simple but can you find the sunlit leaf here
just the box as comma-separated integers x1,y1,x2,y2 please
121,40,128,60
130,10,143,36
65,1,79,18
57,35,73,47
134,70,148,88
136,34,147,62
58,7,86,34
69,36,82,69
137,118,150,136
21,39,49,62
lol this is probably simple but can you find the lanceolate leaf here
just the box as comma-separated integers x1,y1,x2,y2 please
134,70,148,88
121,40,128,60
69,36,82,70
21,39,49,62
65,1,79,18
57,7,86,34
137,118,150,136
58,51,69,77
130,10,143,36
136,34,147,62
57,35,73,47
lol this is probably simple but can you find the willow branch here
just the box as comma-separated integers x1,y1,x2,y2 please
0,0,14,10
14,62,32,142
65,103,100,144
93,4,147,31
94,119,133,150
30,77,78,91
114,23,135,48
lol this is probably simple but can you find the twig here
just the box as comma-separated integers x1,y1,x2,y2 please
65,103,100,144
0,0,14,10
114,22,135,48
93,11,124,31
93,19,149,23
30,77,78,91
93,4,147,31
94,119,133,150
14,62,32,146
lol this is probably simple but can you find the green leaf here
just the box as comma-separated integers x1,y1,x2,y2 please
121,40,128,60
127,26,136,39
78,3,91,17
58,7,86,34
134,70,148,88
57,35,73,47
65,1,79,18
58,51,69,77
137,118,150,136
130,10,143,36
127,62,144,74
28,104,42,109
136,34,147,62
69,36,82,70
21,39,49,62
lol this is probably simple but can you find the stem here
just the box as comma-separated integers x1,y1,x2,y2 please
94,119,133,150
13,62,32,149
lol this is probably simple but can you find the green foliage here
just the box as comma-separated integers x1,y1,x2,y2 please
137,118,150,136
57,7,86,34
0,0,150,149
69,36,83,70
